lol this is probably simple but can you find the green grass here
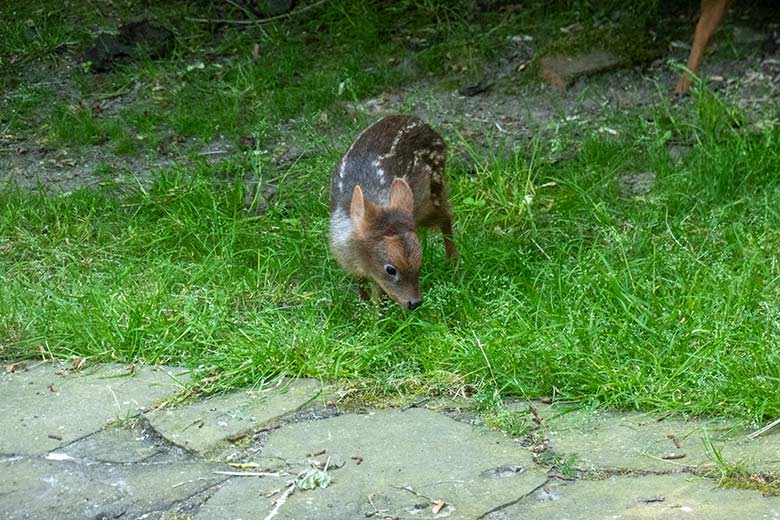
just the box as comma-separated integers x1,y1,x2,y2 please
3,86,780,424
1,0,682,148
3,0,780,425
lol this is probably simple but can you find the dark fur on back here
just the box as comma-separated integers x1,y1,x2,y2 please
330,115,447,218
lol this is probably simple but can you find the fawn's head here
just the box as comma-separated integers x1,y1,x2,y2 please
350,178,422,309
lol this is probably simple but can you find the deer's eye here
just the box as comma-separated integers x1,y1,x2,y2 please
385,265,397,276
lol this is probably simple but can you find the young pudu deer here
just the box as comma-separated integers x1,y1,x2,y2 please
329,115,458,310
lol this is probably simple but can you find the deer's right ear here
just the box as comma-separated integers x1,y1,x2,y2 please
350,185,365,223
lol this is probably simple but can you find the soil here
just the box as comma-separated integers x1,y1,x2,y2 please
2,16,779,194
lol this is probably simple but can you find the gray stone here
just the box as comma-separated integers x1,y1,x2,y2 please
540,50,624,90
257,0,293,16
542,407,780,473
147,378,322,455
199,408,548,520
0,456,227,520
488,474,780,519
668,143,692,165
0,361,191,456
618,171,656,197
85,19,174,72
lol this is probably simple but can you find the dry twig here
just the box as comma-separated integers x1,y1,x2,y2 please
213,470,282,477
187,0,328,26
263,482,296,520
748,418,780,439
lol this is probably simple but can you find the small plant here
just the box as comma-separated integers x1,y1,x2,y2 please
472,386,529,436
702,430,780,495
106,411,139,429
536,450,579,477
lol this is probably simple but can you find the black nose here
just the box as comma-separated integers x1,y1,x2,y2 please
407,299,422,310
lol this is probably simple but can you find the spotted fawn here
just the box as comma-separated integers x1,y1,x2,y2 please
329,115,458,310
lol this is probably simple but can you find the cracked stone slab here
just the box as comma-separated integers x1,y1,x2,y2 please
53,421,191,464
487,474,780,519
0,361,191,456
536,405,780,473
0,456,227,520
146,378,322,455
197,408,548,520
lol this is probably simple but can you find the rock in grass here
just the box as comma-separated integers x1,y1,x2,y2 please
540,50,624,90
618,171,656,197
86,19,174,72
256,0,294,16
458,80,494,97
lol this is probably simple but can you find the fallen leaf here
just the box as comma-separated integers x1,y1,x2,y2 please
201,374,220,385
226,432,248,442
227,462,263,469
462,197,486,208
239,135,257,150
548,472,576,481
661,453,686,460
296,468,333,490
4,362,27,373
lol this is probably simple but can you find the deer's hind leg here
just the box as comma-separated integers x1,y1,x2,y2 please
427,159,459,263
411,138,459,265
435,206,459,262
420,195,459,263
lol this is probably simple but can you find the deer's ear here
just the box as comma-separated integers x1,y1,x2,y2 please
350,185,365,222
388,177,414,213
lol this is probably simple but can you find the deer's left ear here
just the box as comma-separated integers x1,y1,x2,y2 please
388,177,414,213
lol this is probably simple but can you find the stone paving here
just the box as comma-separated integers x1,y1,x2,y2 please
2,361,780,519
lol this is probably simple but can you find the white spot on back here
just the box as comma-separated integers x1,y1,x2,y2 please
338,158,346,179
375,119,422,166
